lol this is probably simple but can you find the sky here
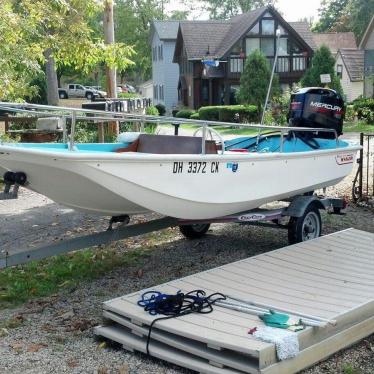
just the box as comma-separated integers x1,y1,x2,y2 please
166,0,322,22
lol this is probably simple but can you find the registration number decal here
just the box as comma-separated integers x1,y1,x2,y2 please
336,154,354,165
172,161,219,174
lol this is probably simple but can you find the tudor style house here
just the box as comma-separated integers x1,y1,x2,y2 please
173,6,317,109
150,21,180,110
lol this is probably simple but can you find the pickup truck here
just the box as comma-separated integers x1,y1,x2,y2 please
58,84,107,100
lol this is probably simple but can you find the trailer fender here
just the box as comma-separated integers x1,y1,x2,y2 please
282,196,325,218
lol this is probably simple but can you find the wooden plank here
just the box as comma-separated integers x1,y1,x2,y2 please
218,266,366,304
102,310,262,374
239,259,374,294
268,250,374,281
95,325,247,374
261,314,374,374
198,269,356,308
257,256,374,287
104,297,272,357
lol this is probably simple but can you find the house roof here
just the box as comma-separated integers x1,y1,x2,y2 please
313,32,357,54
174,5,315,61
359,15,374,49
289,22,317,50
152,21,180,40
337,48,364,82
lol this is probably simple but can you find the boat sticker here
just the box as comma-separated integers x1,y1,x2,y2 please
336,154,354,165
226,162,239,172
238,213,266,222
172,161,219,174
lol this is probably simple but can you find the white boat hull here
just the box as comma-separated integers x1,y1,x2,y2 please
0,145,360,219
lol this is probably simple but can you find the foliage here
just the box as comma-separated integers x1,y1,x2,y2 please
155,104,166,116
312,0,374,41
0,246,148,308
237,50,280,115
176,109,196,119
145,105,159,116
118,92,140,99
198,105,258,123
25,73,48,105
345,105,356,122
114,0,165,81
190,112,200,120
352,98,374,124
198,0,275,19
300,46,342,94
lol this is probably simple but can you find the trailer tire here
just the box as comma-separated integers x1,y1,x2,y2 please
179,224,210,239
288,204,321,244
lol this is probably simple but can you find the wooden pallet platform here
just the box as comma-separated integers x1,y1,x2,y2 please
96,228,374,373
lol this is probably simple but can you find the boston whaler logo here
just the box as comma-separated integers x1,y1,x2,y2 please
226,162,239,172
310,101,342,112
336,154,354,165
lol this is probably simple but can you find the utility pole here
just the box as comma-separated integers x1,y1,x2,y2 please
104,0,118,135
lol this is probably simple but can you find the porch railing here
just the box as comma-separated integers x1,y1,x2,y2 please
229,55,309,74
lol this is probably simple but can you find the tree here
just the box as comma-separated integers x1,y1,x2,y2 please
300,45,342,93
313,0,374,42
237,50,280,115
0,1,43,100
197,0,276,20
313,0,349,32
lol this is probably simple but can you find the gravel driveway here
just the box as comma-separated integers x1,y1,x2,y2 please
1,131,374,374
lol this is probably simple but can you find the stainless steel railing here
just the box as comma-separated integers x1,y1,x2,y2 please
0,102,339,154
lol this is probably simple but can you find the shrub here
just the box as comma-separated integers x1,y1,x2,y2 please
190,112,200,120
198,105,257,123
176,109,195,119
219,105,258,123
155,103,166,116
118,92,139,99
198,106,221,121
145,105,159,116
172,109,179,117
345,105,356,122
352,98,374,123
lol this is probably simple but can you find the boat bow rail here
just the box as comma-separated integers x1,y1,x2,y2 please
0,102,340,154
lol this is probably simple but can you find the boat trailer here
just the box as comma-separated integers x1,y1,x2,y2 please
0,176,346,269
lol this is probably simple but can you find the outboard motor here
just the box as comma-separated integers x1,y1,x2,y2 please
287,87,344,139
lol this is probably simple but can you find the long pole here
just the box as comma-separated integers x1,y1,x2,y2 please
260,28,281,127
104,0,118,136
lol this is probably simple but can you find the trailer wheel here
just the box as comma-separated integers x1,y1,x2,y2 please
288,204,321,244
179,224,210,239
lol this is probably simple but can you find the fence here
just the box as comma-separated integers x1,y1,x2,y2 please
352,133,374,201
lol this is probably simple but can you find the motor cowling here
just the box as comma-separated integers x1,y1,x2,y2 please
287,87,344,139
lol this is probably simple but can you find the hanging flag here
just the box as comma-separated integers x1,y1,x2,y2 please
202,59,220,67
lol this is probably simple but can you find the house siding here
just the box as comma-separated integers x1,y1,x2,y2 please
335,54,363,102
151,33,179,111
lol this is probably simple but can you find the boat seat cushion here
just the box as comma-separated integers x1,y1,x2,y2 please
116,134,217,154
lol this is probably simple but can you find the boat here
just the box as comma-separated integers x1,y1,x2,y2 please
0,125,360,220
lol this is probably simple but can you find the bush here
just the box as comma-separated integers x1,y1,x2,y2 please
345,105,356,122
190,112,200,120
352,98,374,123
198,106,221,121
176,109,195,119
145,105,159,116
172,109,179,117
198,105,257,123
155,104,166,116
118,92,139,99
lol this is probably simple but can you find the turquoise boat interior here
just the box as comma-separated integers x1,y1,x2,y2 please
2,133,350,154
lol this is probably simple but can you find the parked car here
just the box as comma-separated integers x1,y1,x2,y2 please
58,84,107,100
124,83,136,93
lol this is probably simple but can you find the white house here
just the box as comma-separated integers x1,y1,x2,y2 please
138,80,153,100
150,21,180,111
359,15,374,98
335,48,364,102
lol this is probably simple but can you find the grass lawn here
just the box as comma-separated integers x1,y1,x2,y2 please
343,121,374,133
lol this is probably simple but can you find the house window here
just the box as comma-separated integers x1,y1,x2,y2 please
261,38,274,57
278,38,289,56
261,19,275,35
160,45,163,60
247,22,259,35
278,25,288,36
159,85,164,100
230,57,244,73
246,38,260,56
337,64,343,79
154,85,158,100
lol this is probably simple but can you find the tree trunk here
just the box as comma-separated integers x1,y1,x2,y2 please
103,0,118,135
44,49,59,106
